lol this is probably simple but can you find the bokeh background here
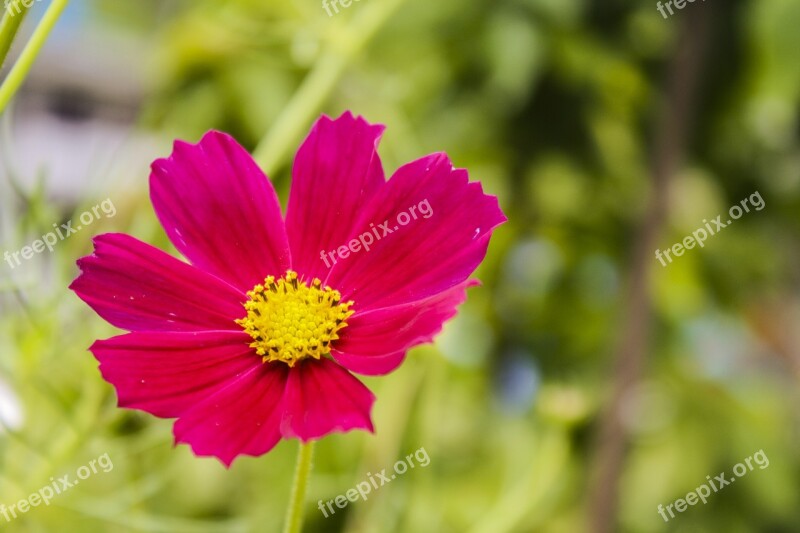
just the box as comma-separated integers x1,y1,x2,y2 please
1,0,799,531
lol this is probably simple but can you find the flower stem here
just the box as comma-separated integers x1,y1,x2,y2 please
0,0,33,70
252,0,407,175
0,0,70,115
282,441,315,533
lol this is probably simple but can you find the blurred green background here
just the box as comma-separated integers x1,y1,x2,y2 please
1,0,799,531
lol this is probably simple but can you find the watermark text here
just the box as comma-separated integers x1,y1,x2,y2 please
655,191,764,267
319,198,432,269
318,446,430,517
657,449,769,522
3,198,116,270
0,453,114,522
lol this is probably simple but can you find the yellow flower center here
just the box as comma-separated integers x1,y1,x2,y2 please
236,271,354,367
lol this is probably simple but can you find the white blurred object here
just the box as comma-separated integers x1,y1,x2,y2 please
0,378,23,432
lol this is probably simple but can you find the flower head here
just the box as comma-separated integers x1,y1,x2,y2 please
70,112,506,466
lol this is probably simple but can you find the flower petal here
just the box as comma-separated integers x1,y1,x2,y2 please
70,233,245,332
173,362,290,467
331,281,475,375
330,350,406,377
150,130,291,291
285,112,386,281
326,153,506,310
92,330,258,418
281,358,375,441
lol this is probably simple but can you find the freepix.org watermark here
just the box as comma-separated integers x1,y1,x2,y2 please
3,198,116,270
319,198,432,269
657,449,769,523
322,0,364,17
0,453,114,522
656,0,705,20
318,446,430,518
4,0,44,17
655,191,764,267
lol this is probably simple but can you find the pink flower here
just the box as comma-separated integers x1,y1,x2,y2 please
70,112,506,466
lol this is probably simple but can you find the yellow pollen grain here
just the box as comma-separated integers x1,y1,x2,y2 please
236,270,354,367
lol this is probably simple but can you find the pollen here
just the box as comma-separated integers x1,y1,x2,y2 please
236,270,354,367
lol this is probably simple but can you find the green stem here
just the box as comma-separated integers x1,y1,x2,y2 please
282,441,315,533
0,0,32,69
0,0,69,115
252,0,407,175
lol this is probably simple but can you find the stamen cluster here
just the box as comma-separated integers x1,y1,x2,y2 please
236,271,354,366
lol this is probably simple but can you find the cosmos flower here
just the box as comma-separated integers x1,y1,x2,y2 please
70,112,506,466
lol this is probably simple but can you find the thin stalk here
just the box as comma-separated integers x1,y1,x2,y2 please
282,441,315,533
252,0,407,175
0,0,70,115
0,0,32,69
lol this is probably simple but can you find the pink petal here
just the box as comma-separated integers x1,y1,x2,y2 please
285,112,386,281
281,358,375,441
150,130,291,292
92,330,258,418
331,281,475,375
70,233,245,332
330,350,406,377
326,153,506,310
173,362,290,467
